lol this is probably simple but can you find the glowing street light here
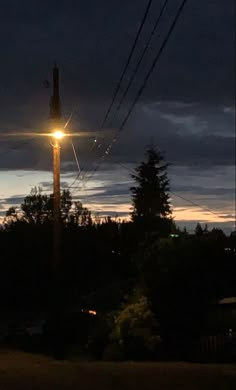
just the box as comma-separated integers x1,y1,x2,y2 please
53,130,65,140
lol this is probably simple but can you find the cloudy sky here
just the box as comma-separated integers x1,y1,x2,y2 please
0,0,235,232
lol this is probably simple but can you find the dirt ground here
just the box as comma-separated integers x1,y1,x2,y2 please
0,350,235,389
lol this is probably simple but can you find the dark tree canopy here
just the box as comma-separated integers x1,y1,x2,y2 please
5,187,91,227
130,147,172,227
195,223,204,236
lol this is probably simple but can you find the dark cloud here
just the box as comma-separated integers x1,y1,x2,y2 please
0,1,234,170
102,102,235,168
80,183,131,199
172,185,235,198
0,1,234,232
0,0,234,109
218,214,236,220
39,181,69,191
5,195,25,205
119,133,235,167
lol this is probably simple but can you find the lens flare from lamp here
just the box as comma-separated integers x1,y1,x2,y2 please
53,130,65,139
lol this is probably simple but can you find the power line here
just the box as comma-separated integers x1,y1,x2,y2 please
169,191,222,218
111,0,169,124
97,0,153,134
63,0,113,153
79,0,154,182
72,156,223,219
68,173,80,193
63,4,114,185
111,159,223,218
83,0,188,186
119,0,187,132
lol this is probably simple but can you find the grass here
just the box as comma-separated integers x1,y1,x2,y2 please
0,350,235,389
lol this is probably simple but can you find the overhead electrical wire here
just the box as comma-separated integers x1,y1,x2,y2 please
97,0,153,135
169,191,222,218
82,0,188,187
119,0,187,132
110,159,224,219
72,0,154,188
64,3,113,189
71,156,224,219
110,0,169,126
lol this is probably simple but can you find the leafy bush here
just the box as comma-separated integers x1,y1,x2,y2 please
113,296,154,339
111,295,159,360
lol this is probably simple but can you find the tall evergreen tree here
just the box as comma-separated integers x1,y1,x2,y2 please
130,147,172,231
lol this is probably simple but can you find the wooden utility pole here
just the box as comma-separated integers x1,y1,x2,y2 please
50,62,62,275
52,138,61,274
48,63,64,358
50,62,61,121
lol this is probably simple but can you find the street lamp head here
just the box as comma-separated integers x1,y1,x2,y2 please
53,130,65,140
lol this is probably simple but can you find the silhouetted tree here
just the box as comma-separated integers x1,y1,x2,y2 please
195,222,203,236
21,187,53,224
182,226,188,235
208,227,226,241
5,187,91,227
130,146,172,237
131,147,171,221
5,206,18,223
141,234,226,357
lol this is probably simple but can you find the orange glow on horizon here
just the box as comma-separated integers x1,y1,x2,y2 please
173,206,234,223
82,202,234,225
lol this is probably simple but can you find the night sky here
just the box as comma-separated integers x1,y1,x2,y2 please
0,0,235,232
